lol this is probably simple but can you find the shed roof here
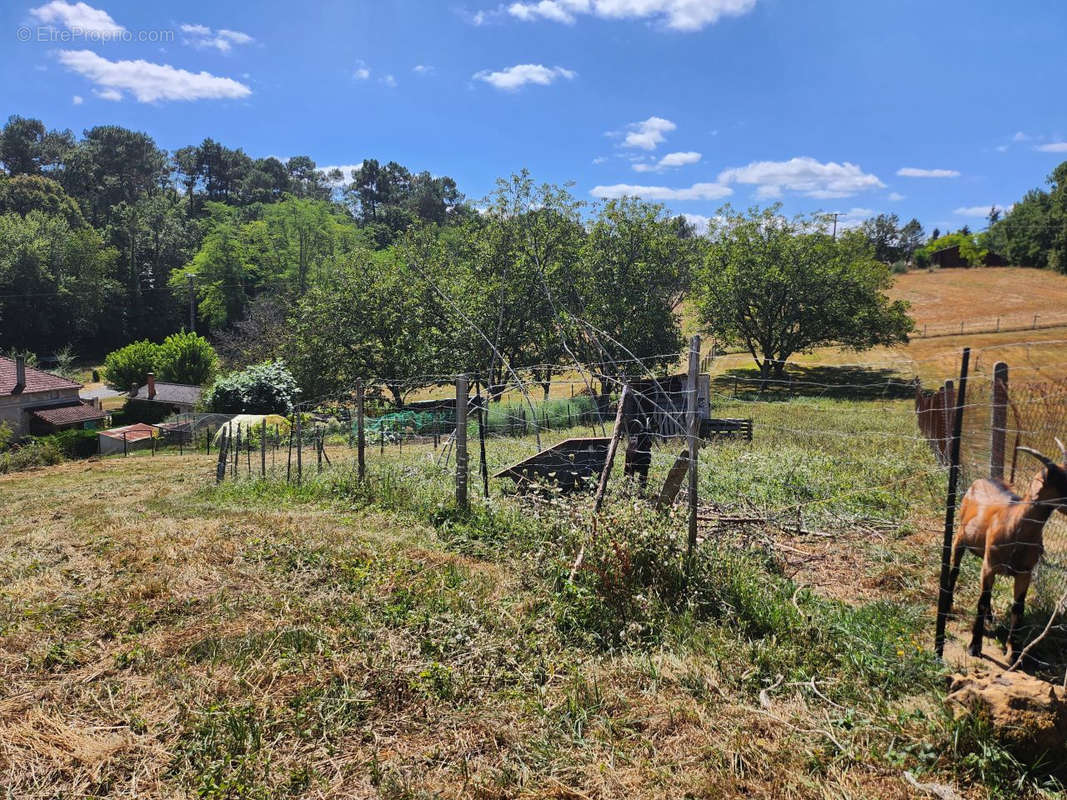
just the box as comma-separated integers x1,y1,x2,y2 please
0,356,80,396
131,382,202,406
31,402,107,426
99,423,159,443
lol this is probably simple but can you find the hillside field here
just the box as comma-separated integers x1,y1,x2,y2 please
3,392,1063,798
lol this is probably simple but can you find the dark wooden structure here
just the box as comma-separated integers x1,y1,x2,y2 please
492,436,610,492
700,417,753,440
624,373,710,438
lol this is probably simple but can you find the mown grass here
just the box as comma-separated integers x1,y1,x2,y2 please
0,395,1060,798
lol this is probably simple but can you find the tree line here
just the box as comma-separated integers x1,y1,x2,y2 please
2,113,922,401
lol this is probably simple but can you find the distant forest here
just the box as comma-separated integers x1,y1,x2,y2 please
1,112,1063,394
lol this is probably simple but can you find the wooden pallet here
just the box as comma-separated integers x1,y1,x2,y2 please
492,437,610,492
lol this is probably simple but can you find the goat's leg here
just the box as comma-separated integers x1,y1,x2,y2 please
969,565,995,657
1006,570,1032,664
947,537,968,602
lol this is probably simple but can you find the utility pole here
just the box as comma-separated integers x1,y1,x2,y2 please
830,212,841,241
186,273,196,333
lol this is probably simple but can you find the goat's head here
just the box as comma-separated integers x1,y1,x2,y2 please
1017,437,1067,515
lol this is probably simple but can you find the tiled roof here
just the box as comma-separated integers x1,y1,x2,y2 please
31,402,107,426
131,382,202,406
100,423,159,443
0,357,80,396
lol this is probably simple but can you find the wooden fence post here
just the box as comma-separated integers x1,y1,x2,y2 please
935,347,971,658
990,362,1009,481
455,375,469,510
122,431,127,457
941,379,955,462
686,335,702,560
356,380,366,480
593,384,630,514
286,415,294,483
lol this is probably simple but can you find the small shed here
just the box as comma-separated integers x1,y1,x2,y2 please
98,423,159,455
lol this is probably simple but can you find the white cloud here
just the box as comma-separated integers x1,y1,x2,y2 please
887,192,905,202
181,23,254,53
57,50,252,102
71,94,83,105
896,167,960,178
217,29,252,44
353,60,371,80
590,181,732,201
954,204,1008,218
318,164,363,187
413,64,434,75
592,156,608,164
682,213,715,234
473,63,576,91
30,1,124,35
504,0,758,31
616,116,676,150
1035,142,1067,153
633,150,701,172
93,87,122,101
381,73,397,88
717,157,884,199
1013,131,1029,142
833,207,873,230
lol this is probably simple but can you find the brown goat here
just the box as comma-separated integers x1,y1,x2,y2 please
948,439,1067,661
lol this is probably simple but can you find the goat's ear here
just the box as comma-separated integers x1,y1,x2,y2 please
1057,437,1067,464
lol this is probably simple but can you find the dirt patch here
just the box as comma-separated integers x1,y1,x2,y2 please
948,669,1067,762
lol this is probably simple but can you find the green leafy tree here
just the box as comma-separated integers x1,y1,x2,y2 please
155,331,219,385
0,210,117,351
172,205,251,328
286,246,452,404
0,115,73,175
103,340,160,390
576,197,696,394
695,206,914,379
452,171,584,398
203,360,299,414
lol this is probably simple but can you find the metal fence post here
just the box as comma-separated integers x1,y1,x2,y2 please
215,428,228,484
990,362,1009,481
686,335,702,560
935,347,971,658
455,375,469,510
476,379,489,498
260,419,267,477
356,380,366,481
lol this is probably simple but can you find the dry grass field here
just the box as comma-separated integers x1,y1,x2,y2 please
888,267,1067,331
3,396,1044,799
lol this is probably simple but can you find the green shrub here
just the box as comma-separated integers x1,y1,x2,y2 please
0,438,64,473
38,429,98,459
204,361,299,414
103,340,160,390
122,399,173,424
155,331,218,386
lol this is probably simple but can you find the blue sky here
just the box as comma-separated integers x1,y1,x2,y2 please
4,0,1067,233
